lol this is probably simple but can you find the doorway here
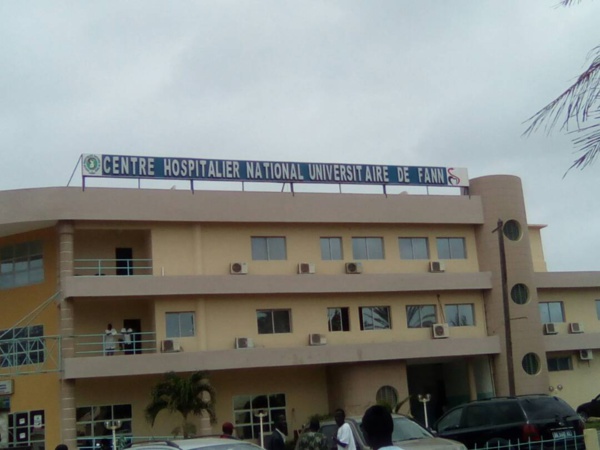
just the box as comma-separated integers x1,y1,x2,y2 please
123,319,142,355
115,247,133,276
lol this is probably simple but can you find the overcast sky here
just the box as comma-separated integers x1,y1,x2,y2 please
1,1,598,272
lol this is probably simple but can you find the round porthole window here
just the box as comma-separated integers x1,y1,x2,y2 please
511,284,529,305
503,220,521,241
522,353,541,375
376,385,399,409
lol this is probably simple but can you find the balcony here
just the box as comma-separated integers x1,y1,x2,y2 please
74,258,153,277
73,331,158,356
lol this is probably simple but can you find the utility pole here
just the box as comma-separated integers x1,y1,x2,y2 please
493,219,516,396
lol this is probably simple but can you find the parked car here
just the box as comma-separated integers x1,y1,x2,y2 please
432,395,585,450
314,414,467,450
577,394,600,421
126,438,263,450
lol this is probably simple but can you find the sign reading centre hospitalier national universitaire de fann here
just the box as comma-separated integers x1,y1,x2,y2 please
81,154,469,188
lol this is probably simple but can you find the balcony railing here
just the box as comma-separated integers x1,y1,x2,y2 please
73,259,153,277
73,331,158,356
0,336,61,376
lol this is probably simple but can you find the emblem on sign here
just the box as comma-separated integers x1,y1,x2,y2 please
83,154,101,175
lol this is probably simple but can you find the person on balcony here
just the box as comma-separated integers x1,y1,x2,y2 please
104,324,118,356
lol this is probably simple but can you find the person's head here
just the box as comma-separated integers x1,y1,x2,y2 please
222,422,234,435
334,409,346,427
107,324,113,330
55,445,68,450
361,405,394,450
309,418,320,432
275,414,288,435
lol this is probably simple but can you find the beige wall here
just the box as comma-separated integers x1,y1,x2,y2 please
546,352,599,410
537,288,600,334
528,226,548,272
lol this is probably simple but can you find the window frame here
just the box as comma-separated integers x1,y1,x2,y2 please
233,393,286,440
359,306,391,331
539,301,565,323
596,300,600,320
406,305,437,328
0,240,44,290
398,237,429,260
352,237,385,260
165,312,196,338
320,237,343,260
76,404,133,449
0,325,45,367
251,237,287,261
444,304,475,327
256,309,292,334
547,356,573,372
328,307,350,332
436,237,467,260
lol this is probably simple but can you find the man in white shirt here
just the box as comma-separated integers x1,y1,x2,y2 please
361,405,404,450
333,409,356,450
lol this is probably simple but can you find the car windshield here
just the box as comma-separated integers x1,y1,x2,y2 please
520,397,577,420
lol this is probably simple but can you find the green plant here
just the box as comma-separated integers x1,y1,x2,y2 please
145,371,217,438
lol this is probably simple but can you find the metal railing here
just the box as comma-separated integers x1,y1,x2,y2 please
73,331,158,356
467,435,586,450
73,259,153,277
0,335,61,376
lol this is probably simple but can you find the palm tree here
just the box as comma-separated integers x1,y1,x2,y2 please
145,371,217,438
524,1,600,172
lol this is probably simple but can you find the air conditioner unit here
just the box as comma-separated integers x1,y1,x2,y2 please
569,322,584,334
432,323,450,339
235,337,255,349
161,339,181,353
579,349,593,361
230,262,248,275
309,333,327,346
298,263,316,274
429,261,446,273
543,323,558,335
345,262,363,274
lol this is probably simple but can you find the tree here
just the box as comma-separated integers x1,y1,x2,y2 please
523,1,600,172
145,371,217,438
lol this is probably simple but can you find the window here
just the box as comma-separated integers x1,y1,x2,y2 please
0,241,44,290
76,404,133,450
165,312,195,338
503,220,521,241
445,304,475,326
257,310,291,334
320,237,343,260
359,306,391,330
547,356,573,372
522,352,541,375
539,302,565,323
251,237,286,260
376,386,399,408
436,238,466,259
511,284,529,305
328,307,350,332
596,300,600,320
8,410,45,450
0,325,44,367
399,238,429,260
406,305,436,328
233,393,286,440
352,237,384,260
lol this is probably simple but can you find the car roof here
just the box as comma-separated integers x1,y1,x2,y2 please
128,438,260,450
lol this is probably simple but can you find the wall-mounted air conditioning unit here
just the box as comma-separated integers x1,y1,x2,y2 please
543,323,558,335
579,349,593,361
235,337,255,349
569,322,584,334
161,339,181,353
432,323,450,339
230,262,248,275
298,263,316,274
309,333,327,346
345,262,363,274
429,261,446,273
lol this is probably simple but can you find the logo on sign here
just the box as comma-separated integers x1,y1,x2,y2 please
83,154,101,175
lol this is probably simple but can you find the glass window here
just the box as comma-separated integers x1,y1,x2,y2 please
376,386,399,408
257,310,291,334
251,237,287,261
539,302,565,323
233,393,286,440
399,238,429,260
406,305,436,328
436,407,463,432
321,237,343,260
165,312,195,338
328,307,350,332
596,300,600,320
7,409,45,450
445,304,475,327
352,237,384,260
511,284,529,305
359,306,391,330
76,404,133,450
547,356,573,372
0,241,44,290
503,220,521,241
522,353,541,375
0,325,45,367
436,238,466,259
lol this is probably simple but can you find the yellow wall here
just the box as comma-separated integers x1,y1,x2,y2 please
547,352,599,410
538,289,600,334
528,227,547,272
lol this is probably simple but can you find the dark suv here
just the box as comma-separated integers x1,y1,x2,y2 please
432,395,585,450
